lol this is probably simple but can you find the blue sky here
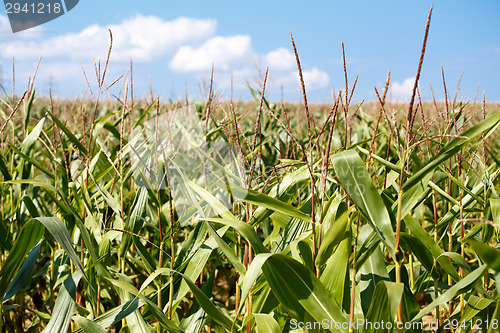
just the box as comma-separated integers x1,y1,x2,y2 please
0,1,499,103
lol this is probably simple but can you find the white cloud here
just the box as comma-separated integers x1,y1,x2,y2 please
36,61,84,80
0,15,216,62
183,44,329,92
265,67,329,92
263,48,295,71
0,14,45,37
0,15,10,32
301,68,330,90
169,35,251,72
0,14,331,99
391,77,415,101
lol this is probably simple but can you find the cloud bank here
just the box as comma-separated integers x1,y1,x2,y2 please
0,14,330,97
391,77,415,101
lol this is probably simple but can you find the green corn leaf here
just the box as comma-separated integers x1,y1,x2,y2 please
316,210,350,266
181,302,208,333
404,110,500,191
3,242,41,303
21,116,45,153
262,254,348,332
8,142,55,179
0,149,11,180
103,122,123,142
331,149,396,257
411,265,488,322
204,217,268,254
132,99,158,129
399,233,437,279
465,239,500,272
238,253,272,316
88,172,121,215
253,313,281,333
364,281,404,333
0,219,45,299
297,240,314,272
72,316,108,333
229,185,312,223
438,166,484,205
186,179,239,221
22,196,40,218
72,299,146,333
359,230,390,314
437,180,494,232
42,271,83,333
320,238,351,309
116,274,156,333
491,199,500,225
437,252,472,275
46,110,89,156
250,163,311,225
176,271,234,330
354,229,380,271
108,269,233,331
36,217,89,284
4,179,103,277
357,146,402,174
459,295,494,325
180,266,215,333
131,237,156,275
170,227,228,313
403,214,461,282
120,186,148,257
174,220,208,270
23,88,35,130
206,222,246,275
105,276,182,332
392,172,433,219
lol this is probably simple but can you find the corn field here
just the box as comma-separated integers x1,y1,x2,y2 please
2,10,500,333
